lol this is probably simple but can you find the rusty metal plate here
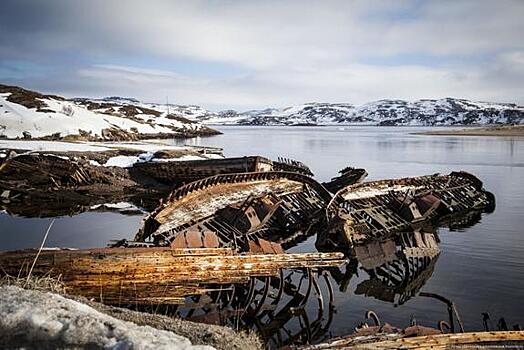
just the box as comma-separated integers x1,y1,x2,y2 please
185,229,203,248
270,241,285,254
203,230,220,248
248,240,263,253
170,233,187,249
258,238,277,254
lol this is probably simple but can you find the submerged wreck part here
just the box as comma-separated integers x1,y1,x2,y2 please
322,166,368,193
134,155,314,187
0,152,172,216
354,229,440,306
318,171,495,251
134,156,273,186
175,266,338,348
136,171,332,250
272,157,314,176
300,301,523,349
0,247,346,306
0,153,130,188
0,151,164,213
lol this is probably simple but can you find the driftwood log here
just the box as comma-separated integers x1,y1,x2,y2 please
300,330,524,349
0,247,346,305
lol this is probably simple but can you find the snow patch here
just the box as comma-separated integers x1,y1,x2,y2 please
0,286,214,349
90,202,142,212
0,140,111,152
152,155,207,162
0,92,210,140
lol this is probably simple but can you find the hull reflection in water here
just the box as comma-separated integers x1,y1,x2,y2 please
168,215,478,348
174,267,338,348
354,228,440,306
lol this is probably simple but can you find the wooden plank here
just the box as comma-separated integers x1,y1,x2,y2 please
259,238,277,254
248,240,263,253
0,247,346,305
303,331,524,349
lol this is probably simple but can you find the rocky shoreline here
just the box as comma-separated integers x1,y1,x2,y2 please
0,285,261,350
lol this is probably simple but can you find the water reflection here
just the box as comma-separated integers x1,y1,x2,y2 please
354,228,440,306
172,267,338,348
167,213,481,348
1,126,522,345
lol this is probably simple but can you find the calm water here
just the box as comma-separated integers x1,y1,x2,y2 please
1,126,523,341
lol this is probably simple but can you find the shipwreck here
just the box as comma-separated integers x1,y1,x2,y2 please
1,149,513,348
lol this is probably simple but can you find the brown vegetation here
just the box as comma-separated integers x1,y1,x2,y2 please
0,83,64,112
415,124,524,137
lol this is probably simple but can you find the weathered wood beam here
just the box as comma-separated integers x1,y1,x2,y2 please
0,247,346,305
301,331,524,349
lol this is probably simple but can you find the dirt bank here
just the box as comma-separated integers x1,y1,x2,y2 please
414,124,524,137
75,296,263,350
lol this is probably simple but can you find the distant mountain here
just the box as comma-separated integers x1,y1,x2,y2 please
2,84,523,140
0,84,219,141
199,99,524,126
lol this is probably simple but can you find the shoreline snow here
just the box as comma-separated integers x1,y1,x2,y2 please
0,285,214,350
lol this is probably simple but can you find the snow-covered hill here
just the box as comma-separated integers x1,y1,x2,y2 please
200,99,524,126
2,84,523,136
0,84,219,140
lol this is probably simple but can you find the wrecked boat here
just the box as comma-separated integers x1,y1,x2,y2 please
135,171,332,251
135,168,495,258
134,156,273,186
322,166,367,193
0,149,510,348
133,155,314,186
0,152,150,216
317,171,495,252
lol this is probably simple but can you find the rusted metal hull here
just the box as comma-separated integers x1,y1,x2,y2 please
134,156,274,186
318,171,495,251
322,166,368,193
136,171,332,251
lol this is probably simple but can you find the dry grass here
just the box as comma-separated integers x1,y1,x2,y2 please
0,274,262,349
0,274,66,294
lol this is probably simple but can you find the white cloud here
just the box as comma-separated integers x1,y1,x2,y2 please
42,0,521,68
1,0,523,108
67,56,524,110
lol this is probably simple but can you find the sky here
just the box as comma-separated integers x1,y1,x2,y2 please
0,0,523,110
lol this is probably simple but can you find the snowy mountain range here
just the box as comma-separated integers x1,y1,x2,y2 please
1,84,523,141
200,99,524,126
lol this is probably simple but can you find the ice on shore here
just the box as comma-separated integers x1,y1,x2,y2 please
0,140,224,167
